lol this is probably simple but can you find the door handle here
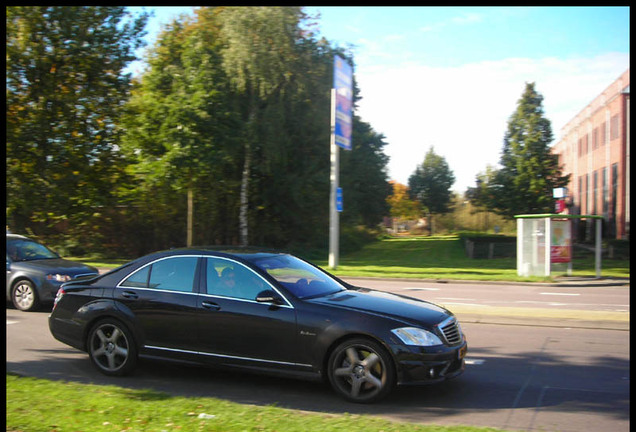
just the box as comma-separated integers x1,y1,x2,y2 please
121,291,138,300
201,301,221,310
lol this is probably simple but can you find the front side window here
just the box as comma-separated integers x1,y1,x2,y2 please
206,258,268,301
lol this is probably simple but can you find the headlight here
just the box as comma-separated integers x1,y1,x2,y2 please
391,327,443,346
46,273,72,282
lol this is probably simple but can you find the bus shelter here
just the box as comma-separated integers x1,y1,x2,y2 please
515,214,603,278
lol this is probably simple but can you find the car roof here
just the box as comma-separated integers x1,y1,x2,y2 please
132,246,286,264
6,234,29,241
160,246,284,258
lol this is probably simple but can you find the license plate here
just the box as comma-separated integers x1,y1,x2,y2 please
458,345,467,360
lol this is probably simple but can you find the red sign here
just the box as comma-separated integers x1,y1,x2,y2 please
551,245,571,263
555,199,566,213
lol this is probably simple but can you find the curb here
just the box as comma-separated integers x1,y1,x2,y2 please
341,275,630,288
455,313,629,331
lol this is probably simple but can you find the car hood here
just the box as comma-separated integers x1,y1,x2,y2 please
306,288,452,328
12,258,98,276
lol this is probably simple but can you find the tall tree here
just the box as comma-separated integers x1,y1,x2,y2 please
465,165,498,212
120,11,239,247
386,181,422,232
471,82,570,218
387,181,421,220
340,116,391,228
6,6,148,240
216,6,306,246
408,147,455,234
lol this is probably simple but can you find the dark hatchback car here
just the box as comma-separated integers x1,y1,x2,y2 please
6,234,99,312
49,248,467,403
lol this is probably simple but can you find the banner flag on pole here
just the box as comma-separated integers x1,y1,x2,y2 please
333,56,353,151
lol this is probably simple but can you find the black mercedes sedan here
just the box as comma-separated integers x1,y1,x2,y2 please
49,248,467,403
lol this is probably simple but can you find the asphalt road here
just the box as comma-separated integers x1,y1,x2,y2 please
6,279,630,432
343,277,630,330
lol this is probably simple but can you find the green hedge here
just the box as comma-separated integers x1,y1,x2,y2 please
458,233,517,259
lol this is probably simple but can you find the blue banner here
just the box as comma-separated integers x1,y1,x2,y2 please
334,56,353,151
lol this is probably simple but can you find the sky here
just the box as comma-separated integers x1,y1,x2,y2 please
129,6,630,192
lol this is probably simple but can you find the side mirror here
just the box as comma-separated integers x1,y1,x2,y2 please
256,290,283,305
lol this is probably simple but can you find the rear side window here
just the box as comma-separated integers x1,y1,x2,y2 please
121,257,198,293
122,266,150,288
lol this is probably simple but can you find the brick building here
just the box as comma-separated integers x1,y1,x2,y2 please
552,69,630,239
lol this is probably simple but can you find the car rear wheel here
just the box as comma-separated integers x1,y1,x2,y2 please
87,318,137,376
12,280,39,312
327,338,396,403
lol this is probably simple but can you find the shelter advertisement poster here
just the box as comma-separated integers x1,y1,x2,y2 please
333,55,353,150
550,220,571,263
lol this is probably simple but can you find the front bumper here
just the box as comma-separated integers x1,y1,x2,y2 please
38,279,65,302
394,341,467,385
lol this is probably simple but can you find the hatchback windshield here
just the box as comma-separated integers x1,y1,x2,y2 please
250,254,345,299
7,239,59,262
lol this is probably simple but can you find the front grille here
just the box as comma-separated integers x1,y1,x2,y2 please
438,317,462,345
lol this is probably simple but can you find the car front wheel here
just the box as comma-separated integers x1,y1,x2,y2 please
327,338,396,403
12,280,39,312
87,318,137,376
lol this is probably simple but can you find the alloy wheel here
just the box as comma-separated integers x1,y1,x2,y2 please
328,338,395,403
12,281,38,311
88,320,137,376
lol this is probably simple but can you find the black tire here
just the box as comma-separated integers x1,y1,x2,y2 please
12,280,40,312
327,337,396,403
87,318,138,376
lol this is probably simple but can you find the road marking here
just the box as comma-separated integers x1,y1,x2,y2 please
540,292,580,296
7,320,18,325
465,359,485,365
402,287,440,291
437,297,477,301
438,302,488,307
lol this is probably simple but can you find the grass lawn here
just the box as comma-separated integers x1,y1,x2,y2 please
320,235,630,282
7,374,507,432
70,235,629,282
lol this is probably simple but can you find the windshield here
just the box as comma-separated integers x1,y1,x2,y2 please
249,255,345,299
6,239,59,262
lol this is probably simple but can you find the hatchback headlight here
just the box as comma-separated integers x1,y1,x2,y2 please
47,273,72,282
391,327,443,346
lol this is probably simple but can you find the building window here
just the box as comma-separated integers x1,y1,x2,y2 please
586,174,590,214
593,170,598,215
579,175,583,213
601,122,607,146
611,163,619,237
602,167,609,219
610,114,620,140
593,128,598,150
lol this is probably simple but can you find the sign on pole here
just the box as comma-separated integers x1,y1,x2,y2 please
333,56,353,150
329,56,353,269
336,187,343,212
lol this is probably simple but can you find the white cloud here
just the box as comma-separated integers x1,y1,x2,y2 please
355,53,629,192
451,12,483,25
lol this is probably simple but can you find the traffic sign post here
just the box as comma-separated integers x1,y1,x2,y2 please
329,56,353,269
